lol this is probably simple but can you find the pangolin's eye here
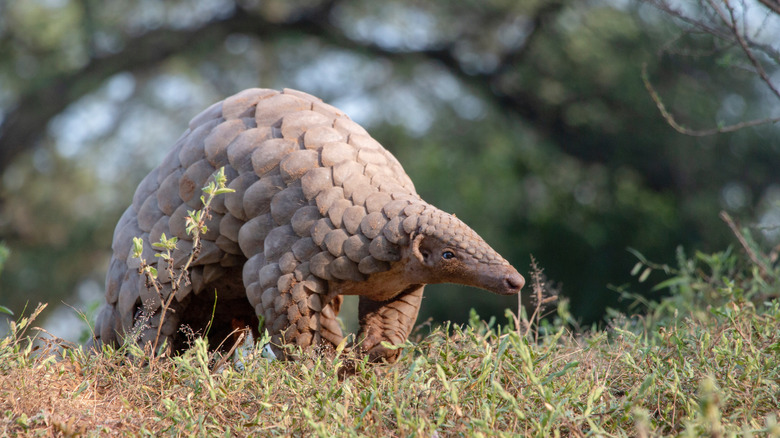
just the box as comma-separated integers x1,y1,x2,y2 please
442,251,455,260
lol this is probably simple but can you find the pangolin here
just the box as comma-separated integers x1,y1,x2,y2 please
92,88,525,363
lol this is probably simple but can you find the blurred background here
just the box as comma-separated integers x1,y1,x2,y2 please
1,0,779,340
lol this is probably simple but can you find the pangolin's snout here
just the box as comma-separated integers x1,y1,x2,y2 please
482,265,525,295
504,271,525,293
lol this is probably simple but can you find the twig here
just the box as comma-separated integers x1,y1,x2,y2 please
31,327,78,350
645,0,731,40
757,0,780,16
719,210,771,278
642,0,780,135
642,63,780,136
211,328,247,373
712,0,780,99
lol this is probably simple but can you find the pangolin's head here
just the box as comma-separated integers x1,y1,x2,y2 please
403,206,524,295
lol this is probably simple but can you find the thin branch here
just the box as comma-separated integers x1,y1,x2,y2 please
642,63,780,136
646,0,780,64
656,29,734,59
719,211,772,278
645,0,732,40
713,0,780,99
757,0,780,14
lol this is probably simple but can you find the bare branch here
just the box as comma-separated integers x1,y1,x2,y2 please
645,0,733,40
714,0,780,99
719,211,772,279
648,0,780,62
640,1,780,135
757,0,780,14
642,63,780,136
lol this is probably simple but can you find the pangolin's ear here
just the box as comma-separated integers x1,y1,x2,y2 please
411,233,429,266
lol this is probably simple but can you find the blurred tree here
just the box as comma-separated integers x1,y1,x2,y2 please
1,0,779,333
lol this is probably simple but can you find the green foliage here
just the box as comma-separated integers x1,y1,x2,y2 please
622,217,780,332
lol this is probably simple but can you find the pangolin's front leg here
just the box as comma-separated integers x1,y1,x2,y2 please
262,267,346,358
355,285,424,363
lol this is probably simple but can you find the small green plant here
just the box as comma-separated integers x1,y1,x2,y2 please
131,167,234,358
0,303,47,369
624,211,780,330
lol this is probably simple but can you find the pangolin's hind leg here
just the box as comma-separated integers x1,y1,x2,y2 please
319,294,345,349
355,285,424,363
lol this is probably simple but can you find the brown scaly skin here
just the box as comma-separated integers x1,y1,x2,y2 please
91,88,524,364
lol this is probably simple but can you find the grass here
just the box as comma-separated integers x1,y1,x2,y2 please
1,243,779,436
